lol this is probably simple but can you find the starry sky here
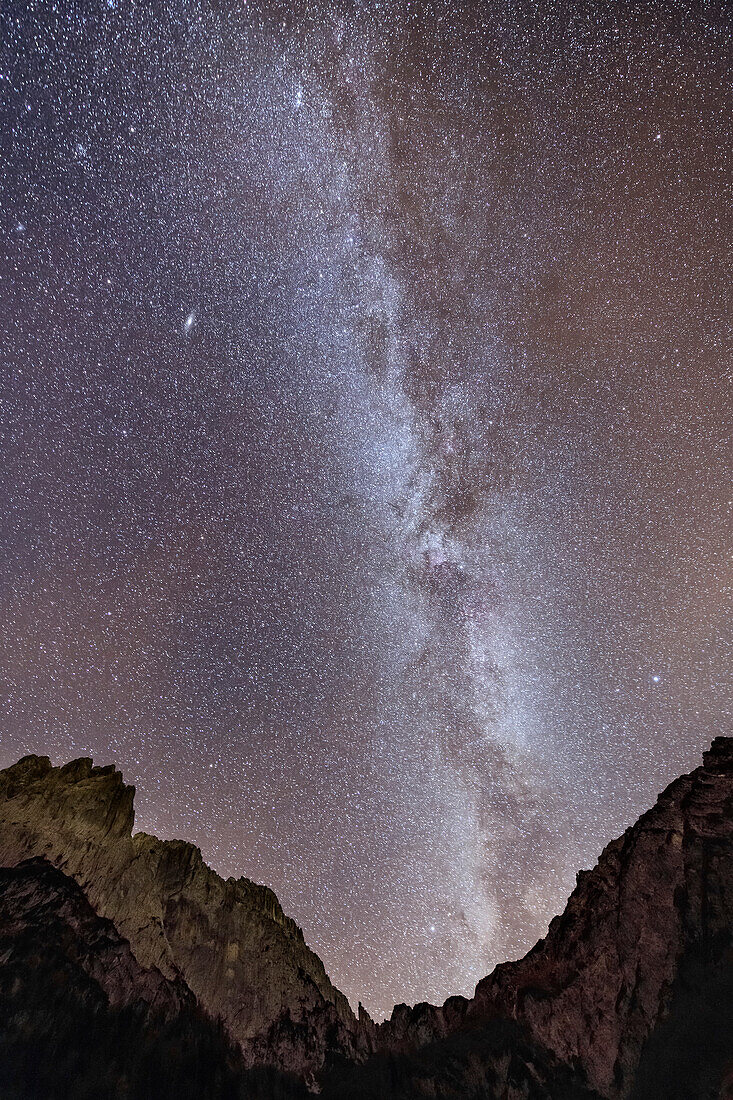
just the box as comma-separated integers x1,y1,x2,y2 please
1,0,731,1018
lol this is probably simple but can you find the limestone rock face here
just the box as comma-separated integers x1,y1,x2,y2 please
0,858,305,1100
0,754,365,1078
473,735,733,1097
373,736,733,1099
0,856,190,1017
0,756,171,970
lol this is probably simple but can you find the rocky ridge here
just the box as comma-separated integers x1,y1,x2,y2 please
370,736,733,1098
0,738,731,1098
0,754,368,1080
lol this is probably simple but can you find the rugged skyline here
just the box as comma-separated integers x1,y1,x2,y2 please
1,0,731,1017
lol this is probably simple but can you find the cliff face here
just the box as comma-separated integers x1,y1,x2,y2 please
0,856,190,1019
0,739,731,1099
0,858,306,1100
0,754,366,1080
370,736,733,1099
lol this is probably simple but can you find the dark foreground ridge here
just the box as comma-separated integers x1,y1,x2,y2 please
0,738,731,1098
0,858,307,1100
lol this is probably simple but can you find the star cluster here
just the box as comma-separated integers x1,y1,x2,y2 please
1,0,731,1017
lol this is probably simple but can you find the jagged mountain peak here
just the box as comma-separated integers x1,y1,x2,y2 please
0,739,731,1098
0,751,366,1079
371,734,733,1098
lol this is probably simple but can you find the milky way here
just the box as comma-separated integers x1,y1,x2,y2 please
1,0,731,1017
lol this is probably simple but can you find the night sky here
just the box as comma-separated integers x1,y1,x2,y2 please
1,0,731,1018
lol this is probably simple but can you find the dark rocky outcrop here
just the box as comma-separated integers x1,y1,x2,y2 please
0,858,306,1100
320,1014,603,1099
0,738,731,1098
